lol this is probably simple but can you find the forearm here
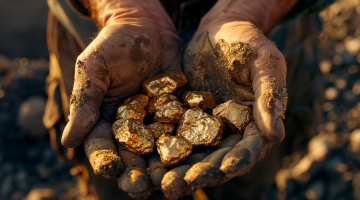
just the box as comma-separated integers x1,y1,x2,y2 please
201,0,299,33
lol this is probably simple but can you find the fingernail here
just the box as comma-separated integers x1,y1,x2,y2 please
275,118,285,140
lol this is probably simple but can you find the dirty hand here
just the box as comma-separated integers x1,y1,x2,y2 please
162,0,297,198
60,0,182,198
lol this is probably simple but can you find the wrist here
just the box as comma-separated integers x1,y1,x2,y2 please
80,0,174,29
200,0,298,34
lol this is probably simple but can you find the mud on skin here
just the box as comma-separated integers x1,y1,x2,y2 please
184,31,257,103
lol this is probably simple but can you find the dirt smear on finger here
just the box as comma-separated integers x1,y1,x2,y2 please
91,51,108,79
70,89,89,114
260,76,288,119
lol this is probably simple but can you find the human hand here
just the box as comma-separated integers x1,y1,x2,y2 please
161,0,296,198
60,0,182,198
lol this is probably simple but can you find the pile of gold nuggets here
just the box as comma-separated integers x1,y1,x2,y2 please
111,71,253,166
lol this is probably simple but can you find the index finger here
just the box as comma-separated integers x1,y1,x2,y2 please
220,122,273,177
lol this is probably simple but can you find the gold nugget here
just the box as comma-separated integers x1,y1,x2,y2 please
213,100,253,133
123,94,149,108
116,104,147,122
177,109,223,147
154,101,185,123
148,93,178,114
182,91,216,110
156,134,192,166
147,122,174,138
141,71,188,97
177,108,209,131
113,119,154,155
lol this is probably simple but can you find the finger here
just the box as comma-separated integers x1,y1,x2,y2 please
183,134,243,190
217,134,243,149
62,50,110,147
148,152,168,190
117,145,152,198
84,118,123,179
161,152,211,200
220,122,273,177
251,44,287,143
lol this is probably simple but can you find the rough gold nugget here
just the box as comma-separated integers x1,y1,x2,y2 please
156,134,192,166
177,109,223,147
148,93,178,114
182,91,216,110
177,108,209,131
154,101,185,123
141,71,188,97
113,119,154,155
147,122,174,138
123,94,149,108
213,100,253,133
116,104,147,123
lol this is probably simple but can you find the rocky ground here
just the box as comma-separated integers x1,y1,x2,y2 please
267,0,360,199
0,0,360,200
0,56,82,200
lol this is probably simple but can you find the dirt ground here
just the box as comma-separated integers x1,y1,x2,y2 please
0,0,360,200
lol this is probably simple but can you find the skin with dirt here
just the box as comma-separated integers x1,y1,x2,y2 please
184,30,287,143
84,118,124,179
89,150,122,179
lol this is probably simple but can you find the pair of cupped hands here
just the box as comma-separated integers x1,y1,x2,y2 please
61,0,293,199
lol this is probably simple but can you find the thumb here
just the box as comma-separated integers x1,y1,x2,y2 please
62,48,109,148
251,44,287,143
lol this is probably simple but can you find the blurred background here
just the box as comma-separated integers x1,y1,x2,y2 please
1,0,360,199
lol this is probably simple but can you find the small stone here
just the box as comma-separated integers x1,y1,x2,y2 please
141,71,188,97
148,93,178,114
156,134,192,166
147,122,174,138
182,91,216,110
115,104,146,122
17,96,47,137
177,108,223,146
123,94,149,108
154,101,185,123
113,119,154,155
213,100,253,133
